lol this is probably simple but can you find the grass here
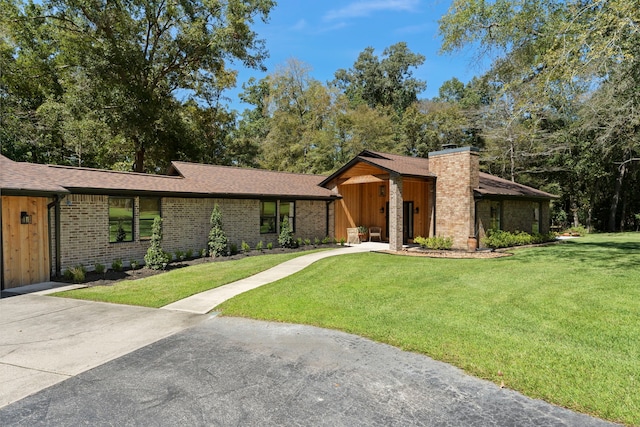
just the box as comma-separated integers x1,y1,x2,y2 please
55,250,327,308
218,233,640,426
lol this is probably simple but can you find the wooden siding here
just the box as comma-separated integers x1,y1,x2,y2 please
334,178,432,241
2,196,50,288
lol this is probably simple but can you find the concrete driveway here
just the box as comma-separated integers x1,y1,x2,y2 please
0,294,205,407
0,307,617,426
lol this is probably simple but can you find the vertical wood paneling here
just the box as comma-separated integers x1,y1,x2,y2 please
2,196,50,288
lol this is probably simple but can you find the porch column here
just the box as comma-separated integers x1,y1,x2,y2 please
389,173,403,251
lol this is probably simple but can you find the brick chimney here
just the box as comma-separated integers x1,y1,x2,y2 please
428,147,480,250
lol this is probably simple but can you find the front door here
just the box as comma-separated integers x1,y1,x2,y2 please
385,200,414,243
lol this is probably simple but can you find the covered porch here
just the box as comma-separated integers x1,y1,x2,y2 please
321,152,435,252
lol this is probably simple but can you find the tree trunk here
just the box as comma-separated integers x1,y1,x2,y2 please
134,138,145,173
608,162,627,232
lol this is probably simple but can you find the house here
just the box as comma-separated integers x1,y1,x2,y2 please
1,146,556,289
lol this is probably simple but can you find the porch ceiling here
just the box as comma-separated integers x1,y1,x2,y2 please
340,174,386,185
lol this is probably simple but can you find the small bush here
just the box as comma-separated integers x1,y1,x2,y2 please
94,263,106,274
266,242,273,250
241,241,251,253
322,236,331,244
255,241,263,251
414,236,453,250
230,243,238,255
563,225,588,236
339,237,346,246
112,258,123,272
201,248,207,257
185,249,193,259
174,249,184,261
304,238,312,246
314,237,321,246
64,265,86,283
129,259,139,270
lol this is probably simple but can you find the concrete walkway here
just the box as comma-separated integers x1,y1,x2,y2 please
161,242,386,314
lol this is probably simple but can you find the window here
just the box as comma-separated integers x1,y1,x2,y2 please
109,197,134,242
489,201,501,230
260,200,295,234
139,197,161,239
260,201,276,233
280,201,295,232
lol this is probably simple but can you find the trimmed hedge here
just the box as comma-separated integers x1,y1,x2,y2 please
414,235,453,250
481,230,556,249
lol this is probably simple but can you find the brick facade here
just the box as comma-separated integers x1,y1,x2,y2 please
428,147,480,250
57,194,330,272
477,199,552,246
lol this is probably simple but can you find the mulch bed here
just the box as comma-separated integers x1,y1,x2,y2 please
55,245,337,287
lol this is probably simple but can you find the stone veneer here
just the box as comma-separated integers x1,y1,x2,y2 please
58,194,331,272
477,199,551,246
428,147,480,250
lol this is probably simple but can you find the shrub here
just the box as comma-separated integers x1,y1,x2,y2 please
314,237,321,246
339,237,346,246
208,204,228,257
321,236,331,244
111,258,123,272
185,249,193,259
64,265,86,283
266,242,273,250
129,259,139,270
278,217,296,248
563,225,588,236
144,217,169,270
255,241,263,251
200,248,207,257
241,241,251,253
94,263,106,274
304,238,311,246
230,243,238,255
482,230,555,249
174,249,184,261
414,236,453,250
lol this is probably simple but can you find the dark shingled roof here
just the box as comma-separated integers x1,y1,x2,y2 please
320,150,556,200
476,172,558,199
1,155,336,199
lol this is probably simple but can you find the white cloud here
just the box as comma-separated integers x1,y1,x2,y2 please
291,19,308,31
324,0,420,21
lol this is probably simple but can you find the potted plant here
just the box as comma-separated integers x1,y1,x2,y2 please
357,225,368,241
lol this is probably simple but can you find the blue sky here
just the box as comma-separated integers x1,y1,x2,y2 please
228,0,489,111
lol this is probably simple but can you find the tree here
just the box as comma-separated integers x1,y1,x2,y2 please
333,42,426,114
2,0,275,171
208,205,228,257
144,217,169,269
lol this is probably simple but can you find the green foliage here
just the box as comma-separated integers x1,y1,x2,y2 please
255,241,263,251
414,235,453,250
266,242,273,250
64,265,86,283
230,243,238,255
563,226,588,236
241,241,251,253
94,263,106,274
111,258,123,272
278,217,297,248
322,236,332,244
185,249,193,259
208,205,228,257
481,230,555,249
304,238,311,246
144,217,169,270
339,237,346,246
314,237,321,246
129,260,139,270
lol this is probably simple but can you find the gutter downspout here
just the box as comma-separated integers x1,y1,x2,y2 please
47,195,62,278
0,196,4,290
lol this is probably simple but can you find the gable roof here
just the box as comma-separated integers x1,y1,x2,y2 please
319,150,556,200
0,155,336,200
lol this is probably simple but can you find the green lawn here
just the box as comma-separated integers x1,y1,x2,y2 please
55,250,327,308
218,233,640,426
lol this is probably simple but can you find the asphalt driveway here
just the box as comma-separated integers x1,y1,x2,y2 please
0,312,617,426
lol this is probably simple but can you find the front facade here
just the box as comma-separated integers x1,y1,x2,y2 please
1,147,555,289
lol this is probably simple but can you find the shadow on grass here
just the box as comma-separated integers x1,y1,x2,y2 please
546,236,640,270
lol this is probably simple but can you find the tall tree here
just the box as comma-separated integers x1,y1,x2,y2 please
2,0,275,171
333,42,426,114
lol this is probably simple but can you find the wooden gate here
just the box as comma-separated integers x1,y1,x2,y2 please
1,196,50,289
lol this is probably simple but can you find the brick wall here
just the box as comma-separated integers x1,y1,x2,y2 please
428,147,480,250
477,199,552,247
57,194,329,272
